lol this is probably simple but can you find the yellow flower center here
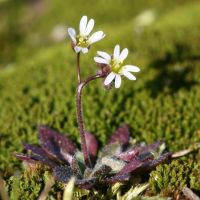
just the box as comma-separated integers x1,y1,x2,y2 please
76,35,90,48
110,59,123,74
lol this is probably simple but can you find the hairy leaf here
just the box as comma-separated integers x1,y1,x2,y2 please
108,124,130,146
89,165,112,178
102,174,131,184
100,156,126,173
53,165,73,182
76,177,97,189
39,125,77,157
118,159,143,175
23,143,57,167
116,149,139,162
85,131,98,157
14,153,36,163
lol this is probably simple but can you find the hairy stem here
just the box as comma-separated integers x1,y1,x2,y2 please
77,53,81,84
76,73,106,168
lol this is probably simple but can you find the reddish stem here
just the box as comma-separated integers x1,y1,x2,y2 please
77,53,81,84
76,73,106,168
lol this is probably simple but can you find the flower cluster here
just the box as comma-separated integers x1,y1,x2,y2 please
68,15,140,88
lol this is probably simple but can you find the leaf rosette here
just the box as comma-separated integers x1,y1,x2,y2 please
15,124,171,189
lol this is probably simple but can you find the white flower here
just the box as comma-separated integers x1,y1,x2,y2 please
67,16,105,54
94,44,140,88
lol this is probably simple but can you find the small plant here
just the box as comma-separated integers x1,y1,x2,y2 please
15,16,173,190
15,124,171,189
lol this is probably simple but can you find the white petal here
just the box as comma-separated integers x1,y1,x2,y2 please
97,51,111,61
84,19,94,35
119,48,128,62
79,16,87,36
122,70,136,80
82,48,88,54
113,44,120,60
115,74,122,88
94,57,109,64
104,72,116,85
89,31,105,44
123,65,140,72
68,28,76,43
74,46,81,53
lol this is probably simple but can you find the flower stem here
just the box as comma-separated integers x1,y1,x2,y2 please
76,73,106,168
77,53,81,84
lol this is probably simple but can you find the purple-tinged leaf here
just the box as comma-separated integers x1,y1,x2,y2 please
30,154,57,168
14,154,43,170
116,149,139,162
23,143,49,157
137,152,154,162
102,174,130,184
118,159,143,175
60,149,73,165
108,124,130,146
23,143,57,167
40,138,69,163
53,165,73,182
39,125,77,156
90,165,112,178
147,152,171,170
76,177,98,189
134,153,172,174
85,131,98,157
14,153,36,163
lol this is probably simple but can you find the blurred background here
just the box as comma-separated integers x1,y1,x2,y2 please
0,0,200,174
1,0,200,66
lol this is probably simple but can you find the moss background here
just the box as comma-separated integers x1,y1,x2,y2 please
0,0,200,197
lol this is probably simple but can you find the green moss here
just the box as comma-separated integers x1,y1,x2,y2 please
190,163,200,191
149,160,200,195
7,166,50,200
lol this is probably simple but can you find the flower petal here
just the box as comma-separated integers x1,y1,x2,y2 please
67,28,76,43
97,51,111,61
82,48,88,54
123,65,140,72
79,16,88,36
84,18,95,35
119,48,128,62
122,70,136,80
113,44,120,60
115,74,122,88
94,57,109,64
104,72,116,85
74,46,81,53
89,31,105,44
